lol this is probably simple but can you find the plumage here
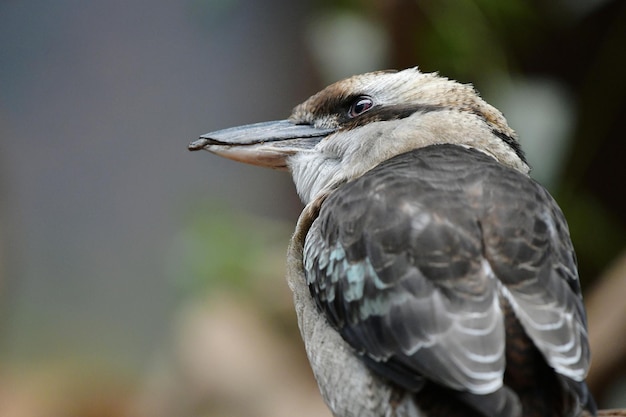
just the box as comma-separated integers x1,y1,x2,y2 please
189,67,596,417
304,145,591,416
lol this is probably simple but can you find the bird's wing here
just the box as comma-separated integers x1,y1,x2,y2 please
479,167,590,383
304,145,506,395
303,145,590,398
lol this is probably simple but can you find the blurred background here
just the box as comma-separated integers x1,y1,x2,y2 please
1,0,625,416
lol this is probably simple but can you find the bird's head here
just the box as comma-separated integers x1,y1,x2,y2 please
190,67,529,204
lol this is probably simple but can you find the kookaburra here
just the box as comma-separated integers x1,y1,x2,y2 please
189,68,596,417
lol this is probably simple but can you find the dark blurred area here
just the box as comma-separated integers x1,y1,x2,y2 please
0,0,624,416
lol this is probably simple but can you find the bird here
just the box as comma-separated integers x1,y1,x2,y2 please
189,67,597,417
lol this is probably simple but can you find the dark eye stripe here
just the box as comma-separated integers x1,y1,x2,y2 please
342,103,447,129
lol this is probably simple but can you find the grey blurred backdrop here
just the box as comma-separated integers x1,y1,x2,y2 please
1,0,306,363
1,1,625,416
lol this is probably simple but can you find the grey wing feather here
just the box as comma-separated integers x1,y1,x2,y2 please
480,176,590,382
305,148,507,395
303,145,590,409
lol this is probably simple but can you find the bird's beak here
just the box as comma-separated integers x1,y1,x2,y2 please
189,120,336,170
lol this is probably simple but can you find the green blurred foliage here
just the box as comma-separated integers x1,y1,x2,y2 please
173,202,292,298
417,0,534,79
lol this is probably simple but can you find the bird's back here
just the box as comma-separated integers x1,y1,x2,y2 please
302,144,595,417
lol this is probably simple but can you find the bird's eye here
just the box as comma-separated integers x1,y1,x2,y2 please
348,96,374,118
